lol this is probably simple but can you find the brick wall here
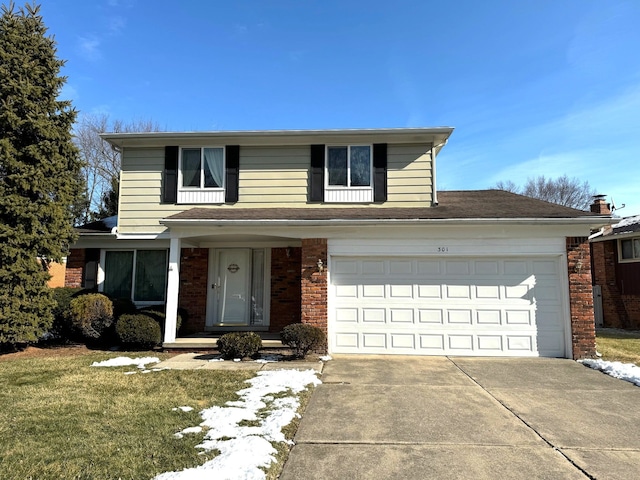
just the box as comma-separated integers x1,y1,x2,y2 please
178,248,208,334
301,239,328,342
65,248,85,288
269,247,301,332
567,237,597,359
591,240,640,328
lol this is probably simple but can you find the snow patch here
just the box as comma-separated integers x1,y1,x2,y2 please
580,359,640,386
91,356,159,368
319,355,332,362
154,369,321,480
173,406,194,412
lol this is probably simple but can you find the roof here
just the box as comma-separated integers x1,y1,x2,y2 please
162,190,606,225
75,216,117,234
100,127,454,155
592,214,640,241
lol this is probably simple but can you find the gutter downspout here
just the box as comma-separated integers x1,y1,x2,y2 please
431,146,438,206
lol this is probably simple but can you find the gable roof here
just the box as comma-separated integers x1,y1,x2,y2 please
591,214,640,242
162,190,607,226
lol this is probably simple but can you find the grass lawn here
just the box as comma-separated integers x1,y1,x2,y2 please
596,328,640,365
0,347,313,480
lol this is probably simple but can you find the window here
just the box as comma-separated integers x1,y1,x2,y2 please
180,147,224,189
103,250,167,302
620,238,640,261
327,145,371,187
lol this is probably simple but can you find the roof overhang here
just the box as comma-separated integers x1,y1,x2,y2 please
100,127,454,155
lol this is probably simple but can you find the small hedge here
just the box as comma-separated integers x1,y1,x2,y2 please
68,293,114,341
116,314,161,347
217,332,262,360
138,306,183,336
281,323,326,358
50,287,82,339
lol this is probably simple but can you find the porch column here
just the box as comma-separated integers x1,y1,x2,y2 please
301,239,328,350
164,237,181,344
566,236,596,359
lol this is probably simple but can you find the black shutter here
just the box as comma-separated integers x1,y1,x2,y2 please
310,144,325,202
373,143,387,202
163,146,178,204
225,145,240,203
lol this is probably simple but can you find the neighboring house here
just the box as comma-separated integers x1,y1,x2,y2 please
65,128,610,359
590,197,640,329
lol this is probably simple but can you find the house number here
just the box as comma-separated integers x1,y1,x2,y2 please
227,263,240,273
437,247,449,253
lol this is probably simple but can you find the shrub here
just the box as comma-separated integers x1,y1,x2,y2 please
281,323,326,359
116,314,161,347
49,287,82,339
68,294,114,341
217,332,262,360
109,297,138,319
138,306,182,336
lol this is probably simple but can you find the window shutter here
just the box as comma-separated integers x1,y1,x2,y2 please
373,143,387,202
163,146,178,204
225,145,240,203
310,144,325,202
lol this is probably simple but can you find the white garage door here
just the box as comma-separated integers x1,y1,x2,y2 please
330,256,567,357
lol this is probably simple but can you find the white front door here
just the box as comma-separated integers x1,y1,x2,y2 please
207,249,252,326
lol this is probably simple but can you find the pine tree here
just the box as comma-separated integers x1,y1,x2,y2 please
0,2,83,347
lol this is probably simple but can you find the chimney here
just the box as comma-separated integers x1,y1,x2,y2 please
590,194,611,215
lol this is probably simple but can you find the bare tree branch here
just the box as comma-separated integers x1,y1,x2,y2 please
492,175,596,210
74,114,161,222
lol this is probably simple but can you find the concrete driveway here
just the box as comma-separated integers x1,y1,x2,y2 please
280,356,640,480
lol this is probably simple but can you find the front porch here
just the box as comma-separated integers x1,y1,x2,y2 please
163,332,285,350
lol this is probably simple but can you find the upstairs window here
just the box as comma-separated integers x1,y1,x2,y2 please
180,147,224,189
620,238,640,262
327,145,371,187
178,147,226,204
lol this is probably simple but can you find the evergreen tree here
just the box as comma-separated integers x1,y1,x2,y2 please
0,2,83,347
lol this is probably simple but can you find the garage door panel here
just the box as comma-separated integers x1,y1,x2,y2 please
330,256,566,357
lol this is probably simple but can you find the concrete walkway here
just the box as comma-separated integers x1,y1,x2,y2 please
281,356,640,480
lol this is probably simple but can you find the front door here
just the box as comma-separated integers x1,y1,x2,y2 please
206,249,252,327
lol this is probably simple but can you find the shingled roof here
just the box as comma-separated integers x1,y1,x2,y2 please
163,190,604,222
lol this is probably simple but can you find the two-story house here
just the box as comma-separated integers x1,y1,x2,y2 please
65,127,609,359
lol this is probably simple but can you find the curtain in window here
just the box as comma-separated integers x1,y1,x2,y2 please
350,146,371,186
203,147,224,188
327,147,347,186
104,251,133,299
250,249,265,325
181,148,201,187
134,250,167,302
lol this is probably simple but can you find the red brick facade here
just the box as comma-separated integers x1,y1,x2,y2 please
566,237,597,359
269,247,302,332
591,240,640,329
300,239,328,336
65,248,85,288
178,248,209,334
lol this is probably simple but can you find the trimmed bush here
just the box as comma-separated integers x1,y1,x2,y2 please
217,332,262,360
109,297,138,319
138,306,182,336
49,287,82,339
68,293,114,341
116,314,161,347
281,323,326,358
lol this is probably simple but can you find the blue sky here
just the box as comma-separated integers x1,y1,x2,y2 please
41,0,640,215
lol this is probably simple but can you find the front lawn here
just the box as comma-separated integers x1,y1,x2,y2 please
0,348,310,479
596,328,640,365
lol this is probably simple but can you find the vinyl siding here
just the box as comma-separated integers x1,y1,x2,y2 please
117,144,434,234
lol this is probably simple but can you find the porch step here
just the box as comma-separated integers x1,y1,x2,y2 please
163,333,284,350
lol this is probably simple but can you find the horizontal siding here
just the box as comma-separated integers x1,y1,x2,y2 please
117,144,434,234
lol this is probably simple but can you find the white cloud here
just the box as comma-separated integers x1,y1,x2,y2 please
108,16,126,35
60,84,79,101
77,36,101,61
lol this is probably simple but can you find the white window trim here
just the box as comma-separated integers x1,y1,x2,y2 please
325,144,373,203
98,249,169,306
178,146,225,204
618,237,640,263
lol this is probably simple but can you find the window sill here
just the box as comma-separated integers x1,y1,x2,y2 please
325,187,373,203
178,189,225,204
